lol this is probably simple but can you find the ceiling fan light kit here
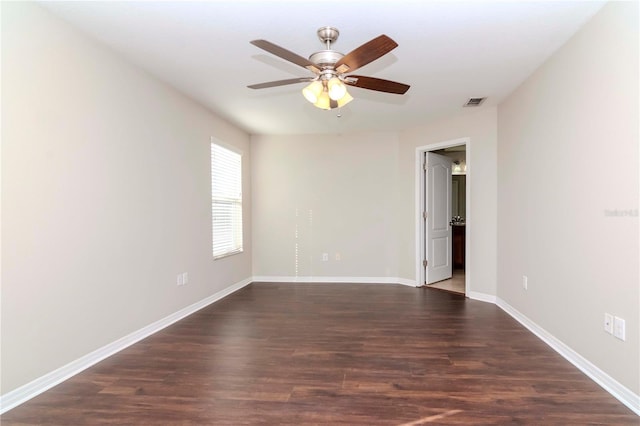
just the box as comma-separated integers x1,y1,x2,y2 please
327,77,347,101
302,80,324,103
336,91,354,108
314,91,332,110
302,74,351,109
248,26,410,110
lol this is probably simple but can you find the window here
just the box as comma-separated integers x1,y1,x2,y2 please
211,141,243,259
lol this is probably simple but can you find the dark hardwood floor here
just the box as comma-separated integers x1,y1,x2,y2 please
2,283,637,425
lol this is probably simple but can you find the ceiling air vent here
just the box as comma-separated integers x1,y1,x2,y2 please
464,97,486,107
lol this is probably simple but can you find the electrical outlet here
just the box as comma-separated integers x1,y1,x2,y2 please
522,275,528,290
614,316,626,341
182,272,189,285
177,274,183,286
335,252,341,261
322,253,329,261
604,313,613,334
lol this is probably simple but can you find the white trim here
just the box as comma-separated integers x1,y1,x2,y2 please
496,297,640,416
0,277,253,414
415,138,471,294
466,291,497,304
252,276,417,287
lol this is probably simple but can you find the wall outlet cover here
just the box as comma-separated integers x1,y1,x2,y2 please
604,313,614,334
613,316,626,341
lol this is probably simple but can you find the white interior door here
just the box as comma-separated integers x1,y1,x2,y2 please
425,152,452,284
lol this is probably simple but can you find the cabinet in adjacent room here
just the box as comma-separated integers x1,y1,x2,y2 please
452,224,465,270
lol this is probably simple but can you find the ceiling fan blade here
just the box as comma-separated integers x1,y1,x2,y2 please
250,40,320,74
344,75,410,94
334,35,398,73
248,77,314,90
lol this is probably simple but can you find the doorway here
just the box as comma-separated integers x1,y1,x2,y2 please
415,138,470,295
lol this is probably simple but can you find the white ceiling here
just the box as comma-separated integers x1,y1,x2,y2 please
39,1,605,135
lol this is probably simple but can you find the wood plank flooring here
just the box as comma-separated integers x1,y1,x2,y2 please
2,283,637,425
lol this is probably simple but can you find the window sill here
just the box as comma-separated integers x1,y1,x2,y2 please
213,249,243,260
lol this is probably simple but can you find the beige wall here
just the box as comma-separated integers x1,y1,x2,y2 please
497,1,639,393
1,3,251,394
252,132,401,280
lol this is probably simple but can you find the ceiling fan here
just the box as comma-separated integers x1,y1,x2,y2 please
248,26,410,110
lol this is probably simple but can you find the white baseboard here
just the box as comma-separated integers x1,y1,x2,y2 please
0,277,252,414
496,297,640,416
252,276,417,287
466,291,497,303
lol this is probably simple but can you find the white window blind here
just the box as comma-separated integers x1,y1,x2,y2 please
211,142,243,259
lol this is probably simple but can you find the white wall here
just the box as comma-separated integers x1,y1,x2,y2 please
497,1,639,394
399,108,498,295
1,2,251,394
252,132,401,281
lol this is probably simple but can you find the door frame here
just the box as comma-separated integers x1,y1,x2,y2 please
415,137,471,293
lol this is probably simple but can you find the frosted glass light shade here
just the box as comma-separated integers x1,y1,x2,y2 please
314,91,331,110
336,91,353,108
302,81,323,104
327,77,347,101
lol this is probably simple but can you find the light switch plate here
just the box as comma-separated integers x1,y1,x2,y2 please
614,316,626,341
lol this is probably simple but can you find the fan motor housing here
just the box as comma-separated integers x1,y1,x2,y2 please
309,50,344,69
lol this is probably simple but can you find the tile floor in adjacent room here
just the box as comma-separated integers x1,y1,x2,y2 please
427,269,465,295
